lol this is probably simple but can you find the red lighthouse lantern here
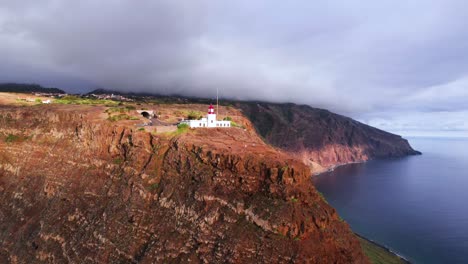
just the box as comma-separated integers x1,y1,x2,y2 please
208,104,215,114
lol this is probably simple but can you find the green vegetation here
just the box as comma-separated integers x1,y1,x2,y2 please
5,134,20,143
107,114,133,122
113,158,123,165
317,191,327,203
148,183,159,191
187,110,203,120
176,123,190,134
159,123,191,137
54,95,119,106
358,236,408,264
105,106,140,122
35,98,42,103
138,127,145,131
105,105,136,114
177,123,189,129
223,116,232,121
157,123,191,137
230,121,245,129
290,197,298,203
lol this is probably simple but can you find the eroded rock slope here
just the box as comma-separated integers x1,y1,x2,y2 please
238,102,420,173
0,105,368,263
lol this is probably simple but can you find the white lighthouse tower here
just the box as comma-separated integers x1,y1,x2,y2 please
207,104,216,127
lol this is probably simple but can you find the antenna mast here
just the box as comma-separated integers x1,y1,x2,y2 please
217,87,219,116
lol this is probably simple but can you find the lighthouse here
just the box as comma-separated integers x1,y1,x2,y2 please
179,104,231,128
207,104,216,127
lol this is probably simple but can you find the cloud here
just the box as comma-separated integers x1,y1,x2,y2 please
1,0,468,136
360,110,468,138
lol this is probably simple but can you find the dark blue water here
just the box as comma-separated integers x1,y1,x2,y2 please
313,137,468,264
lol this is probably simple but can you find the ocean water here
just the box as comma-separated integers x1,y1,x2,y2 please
313,137,468,264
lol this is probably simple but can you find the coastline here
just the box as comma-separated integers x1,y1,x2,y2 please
312,160,365,176
311,161,413,263
356,233,412,264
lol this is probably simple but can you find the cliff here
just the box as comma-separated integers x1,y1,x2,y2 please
237,102,420,173
0,104,369,263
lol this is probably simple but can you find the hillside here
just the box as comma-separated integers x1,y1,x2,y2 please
0,99,369,263
0,83,65,94
237,102,420,173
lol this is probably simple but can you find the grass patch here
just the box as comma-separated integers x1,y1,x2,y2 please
54,95,119,106
358,236,408,264
148,183,159,191
5,134,20,143
105,105,140,121
105,105,136,114
187,110,203,120
290,197,298,203
138,127,145,131
113,158,123,165
231,121,245,129
175,123,190,134
107,114,132,122
160,123,191,137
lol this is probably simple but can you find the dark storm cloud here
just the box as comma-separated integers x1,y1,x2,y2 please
1,0,467,136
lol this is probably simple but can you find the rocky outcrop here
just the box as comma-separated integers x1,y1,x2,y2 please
0,105,369,263
237,102,420,173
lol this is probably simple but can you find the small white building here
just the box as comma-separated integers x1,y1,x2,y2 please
180,104,231,128
42,99,52,104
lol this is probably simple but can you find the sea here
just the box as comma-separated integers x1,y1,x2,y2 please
313,137,468,264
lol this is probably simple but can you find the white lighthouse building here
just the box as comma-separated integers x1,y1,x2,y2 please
180,104,231,128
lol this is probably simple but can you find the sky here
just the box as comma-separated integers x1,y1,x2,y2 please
1,0,467,137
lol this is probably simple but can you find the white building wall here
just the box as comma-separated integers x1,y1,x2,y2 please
181,118,207,128
180,115,231,128
215,121,231,127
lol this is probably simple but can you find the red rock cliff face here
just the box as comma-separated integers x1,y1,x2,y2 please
237,102,420,173
0,105,369,263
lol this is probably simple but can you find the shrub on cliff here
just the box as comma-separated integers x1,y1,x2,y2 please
175,123,190,135
5,134,20,143
107,114,132,122
187,111,202,120
177,123,189,130
230,121,245,129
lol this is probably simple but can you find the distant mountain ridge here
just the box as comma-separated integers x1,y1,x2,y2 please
0,83,65,94
237,102,421,173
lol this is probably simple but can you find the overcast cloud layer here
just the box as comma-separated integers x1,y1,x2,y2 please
1,0,467,137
